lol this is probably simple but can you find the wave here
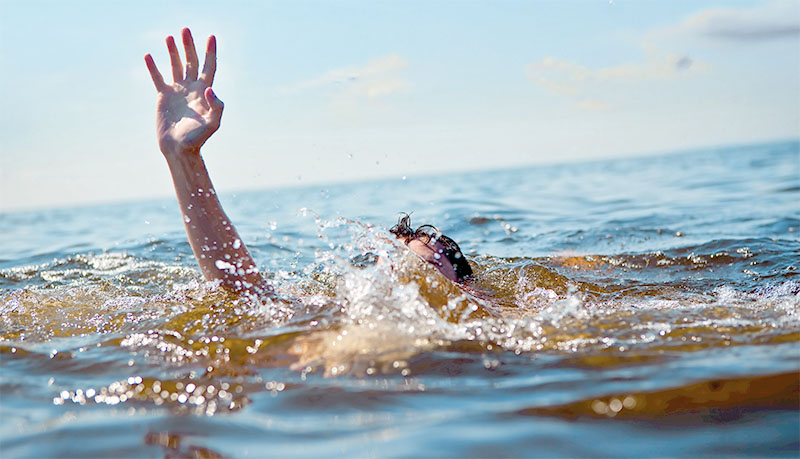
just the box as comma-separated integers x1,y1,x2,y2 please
2,223,798,382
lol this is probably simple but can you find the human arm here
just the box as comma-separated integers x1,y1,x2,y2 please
144,28,269,296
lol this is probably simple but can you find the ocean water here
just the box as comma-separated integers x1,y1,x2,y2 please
1,140,799,457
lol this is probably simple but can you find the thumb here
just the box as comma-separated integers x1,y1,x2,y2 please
205,87,224,113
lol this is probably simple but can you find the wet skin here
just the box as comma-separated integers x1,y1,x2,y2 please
401,236,458,281
146,28,462,295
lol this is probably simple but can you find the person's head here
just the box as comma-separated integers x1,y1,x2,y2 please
389,213,473,282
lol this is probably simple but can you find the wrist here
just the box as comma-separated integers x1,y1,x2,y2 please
161,143,201,161
163,148,207,181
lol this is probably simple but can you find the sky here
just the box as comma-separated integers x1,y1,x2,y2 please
1,0,798,212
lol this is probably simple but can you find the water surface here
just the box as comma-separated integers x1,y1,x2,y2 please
2,140,799,457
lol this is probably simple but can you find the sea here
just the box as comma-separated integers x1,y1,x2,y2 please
1,139,798,458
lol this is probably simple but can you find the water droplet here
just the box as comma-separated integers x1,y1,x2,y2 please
592,400,608,414
347,153,353,159
184,215,191,223
233,239,241,250
623,396,636,409
609,398,623,412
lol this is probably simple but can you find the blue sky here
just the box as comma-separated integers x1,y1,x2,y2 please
1,0,798,211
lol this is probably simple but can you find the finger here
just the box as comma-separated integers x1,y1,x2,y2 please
166,35,183,83
182,28,199,80
199,35,217,85
205,87,224,112
144,54,166,91
205,87,224,125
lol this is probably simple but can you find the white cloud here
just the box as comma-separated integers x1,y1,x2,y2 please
282,54,410,98
674,0,800,41
530,51,696,83
527,1,798,110
576,99,610,112
526,49,702,109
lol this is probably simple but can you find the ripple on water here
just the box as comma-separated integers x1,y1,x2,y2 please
1,141,799,456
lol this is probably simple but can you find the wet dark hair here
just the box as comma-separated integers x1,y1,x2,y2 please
389,213,473,280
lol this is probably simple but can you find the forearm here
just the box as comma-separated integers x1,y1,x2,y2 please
165,148,269,295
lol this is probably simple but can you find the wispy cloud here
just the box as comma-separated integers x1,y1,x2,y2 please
526,48,701,110
527,1,798,110
281,54,410,99
576,99,610,112
673,0,800,41
529,51,696,83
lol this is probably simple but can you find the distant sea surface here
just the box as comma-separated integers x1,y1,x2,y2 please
2,140,799,457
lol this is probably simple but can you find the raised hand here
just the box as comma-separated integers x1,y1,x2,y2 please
143,29,269,297
145,28,222,156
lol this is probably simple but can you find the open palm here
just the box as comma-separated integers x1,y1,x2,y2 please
145,29,222,155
